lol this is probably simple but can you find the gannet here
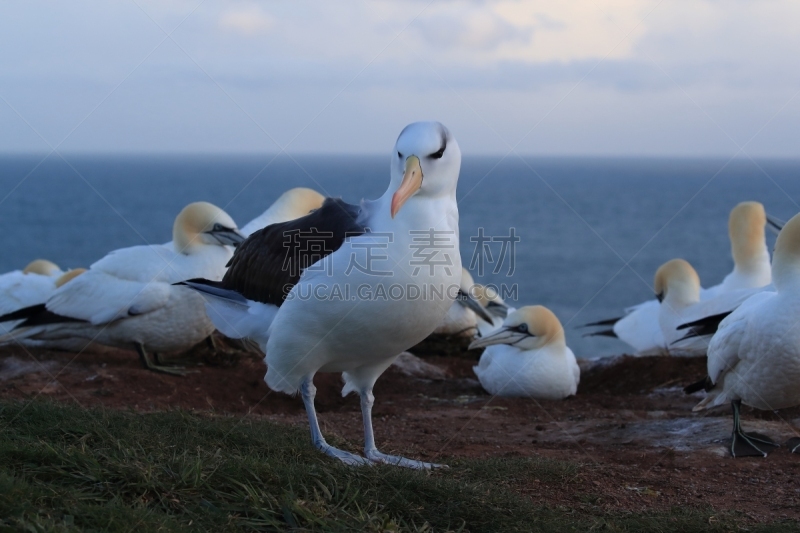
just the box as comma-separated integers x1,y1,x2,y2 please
653,258,757,357
432,268,493,337
241,187,326,236
583,201,774,354
7,268,113,353
0,260,64,335
182,122,462,469
0,202,245,374
470,306,579,399
686,212,800,457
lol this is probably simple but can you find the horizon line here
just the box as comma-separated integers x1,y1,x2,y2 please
1,151,799,161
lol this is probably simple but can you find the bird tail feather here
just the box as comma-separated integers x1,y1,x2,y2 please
178,279,277,346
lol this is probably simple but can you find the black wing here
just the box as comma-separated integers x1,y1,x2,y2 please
0,303,86,329
582,329,618,339
580,316,622,328
673,311,732,343
221,198,366,306
684,375,714,394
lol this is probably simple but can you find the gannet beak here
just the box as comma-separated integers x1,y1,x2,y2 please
656,292,664,303
486,300,509,319
767,214,785,235
468,327,528,350
207,225,247,247
456,289,493,323
391,155,423,218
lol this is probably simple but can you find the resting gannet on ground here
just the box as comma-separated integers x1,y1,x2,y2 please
685,212,800,457
0,260,64,335
0,202,245,374
182,122,462,469
432,268,492,337
241,187,326,236
583,201,775,354
7,268,116,353
470,306,579,399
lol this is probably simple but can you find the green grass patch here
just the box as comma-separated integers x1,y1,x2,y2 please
0,400,794,532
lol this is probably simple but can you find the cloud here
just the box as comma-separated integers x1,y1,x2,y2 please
219,5,273,35
412,9,532,52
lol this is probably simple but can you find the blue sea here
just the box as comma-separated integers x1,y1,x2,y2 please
1,154,799,358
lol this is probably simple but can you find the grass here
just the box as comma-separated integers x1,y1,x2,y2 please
0,400,795,532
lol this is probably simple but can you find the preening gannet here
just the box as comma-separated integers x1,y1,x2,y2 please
182,122,462,469
0,260,64,335
686,212,800,457
241,187,326,236
583,201,774,354
654,258,753,357
470,306,579,399
0,202,245,374
432,268,493,337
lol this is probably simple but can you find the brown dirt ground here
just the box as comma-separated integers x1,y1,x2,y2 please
2,338,800,523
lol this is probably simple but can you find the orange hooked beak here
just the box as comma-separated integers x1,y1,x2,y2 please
391,155,423,218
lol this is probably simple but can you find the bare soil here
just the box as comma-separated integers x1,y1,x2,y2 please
2,340,800,523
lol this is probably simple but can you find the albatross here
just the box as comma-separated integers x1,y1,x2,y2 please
0,202,245,374
686,211,800,457
181,121,462,469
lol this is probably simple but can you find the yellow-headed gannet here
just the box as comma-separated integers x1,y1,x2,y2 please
0,203,245,374
470,306,579,399
583,201,774,354
686,212,800,457
241,187,326,236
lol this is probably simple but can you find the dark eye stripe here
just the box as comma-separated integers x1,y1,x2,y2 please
428,146,445,159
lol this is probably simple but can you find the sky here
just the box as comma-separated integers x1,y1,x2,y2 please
1,0,799,157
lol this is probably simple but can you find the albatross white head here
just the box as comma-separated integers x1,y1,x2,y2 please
654,258,701,307
469,305,565,351
173,202,246,254
770,212,800,292
22,259,61,276
389,121,461,218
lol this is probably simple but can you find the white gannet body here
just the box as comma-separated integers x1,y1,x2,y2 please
470,306,579,399
0,203,245,373
184,122,462,469
241,187,326,236
0,260,63,335
690,212,800,457
586,201,773,355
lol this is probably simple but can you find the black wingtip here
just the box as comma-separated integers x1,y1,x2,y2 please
684,376,713,394
673,311,732,344
582,329,618,339
579,316,622,328
0,303,47,324
0,303,86,329
178,278,248,304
